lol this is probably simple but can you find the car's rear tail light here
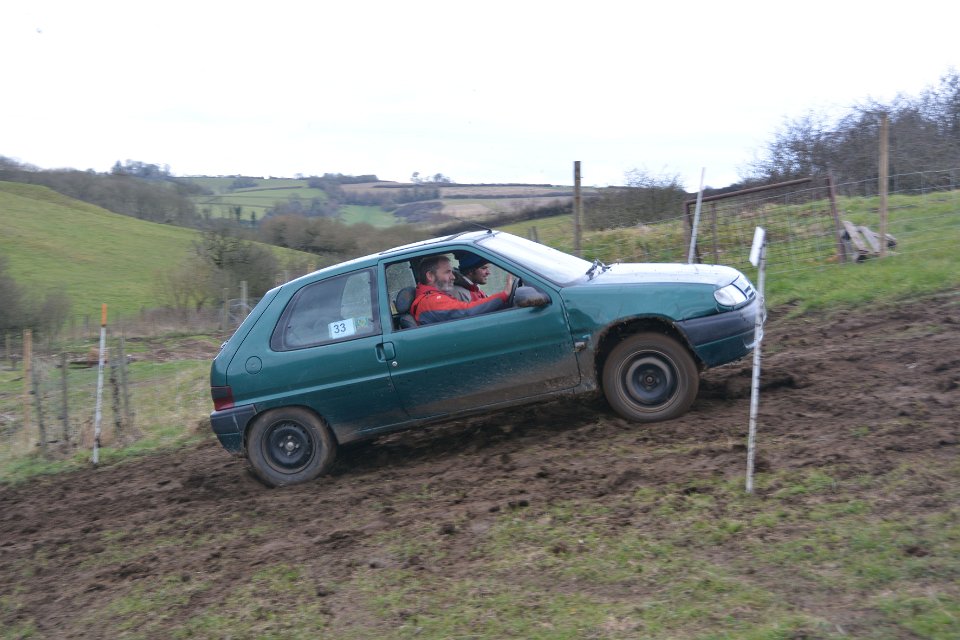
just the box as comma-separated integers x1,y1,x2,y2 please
211,386,234,411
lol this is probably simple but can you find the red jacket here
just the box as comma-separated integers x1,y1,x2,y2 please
454,280,486,302
411,284,508,325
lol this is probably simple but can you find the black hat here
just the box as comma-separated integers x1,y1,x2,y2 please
458,253,489,272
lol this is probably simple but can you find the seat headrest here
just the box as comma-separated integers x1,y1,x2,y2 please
395,286,416,314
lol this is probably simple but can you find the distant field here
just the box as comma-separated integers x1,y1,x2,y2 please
440,185,577,198
181,178,581,226
501,214,574,246
441,196,572,220
0,181,310,318
185,178,328,220
182,177,306,193
46,173,585,232
339,205,397,227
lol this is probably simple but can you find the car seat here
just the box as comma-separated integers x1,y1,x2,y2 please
395,286,417,329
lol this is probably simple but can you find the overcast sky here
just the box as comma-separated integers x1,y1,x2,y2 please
3,0,958,191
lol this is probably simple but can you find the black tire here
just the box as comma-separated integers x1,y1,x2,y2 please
247,407,337,487
602,332,699,423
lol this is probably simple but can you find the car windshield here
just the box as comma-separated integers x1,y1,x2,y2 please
478,232,592,285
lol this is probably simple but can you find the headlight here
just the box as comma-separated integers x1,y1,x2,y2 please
714,284,748,308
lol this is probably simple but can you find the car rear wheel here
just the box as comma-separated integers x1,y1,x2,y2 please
602,332,699,423
247,407,336,487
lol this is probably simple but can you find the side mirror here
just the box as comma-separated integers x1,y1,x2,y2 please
514,286,551,308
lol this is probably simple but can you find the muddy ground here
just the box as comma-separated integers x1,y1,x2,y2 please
1,294,958,638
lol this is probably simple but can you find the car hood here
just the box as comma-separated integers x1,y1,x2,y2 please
588,263,742,287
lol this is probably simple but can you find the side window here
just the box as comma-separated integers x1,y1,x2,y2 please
386,261,418,313
477,263,512,296
271,269,380,350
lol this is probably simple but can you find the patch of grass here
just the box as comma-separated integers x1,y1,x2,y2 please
79,573,212,637
76,524,243,571
369,523,450,566
501,214,574,245
768,469,839,498
877,593,960,640
175,564,331,639
352,538,840,639
0,444,108,484
755,510,959,595
357,571,639,640
339,204,397,227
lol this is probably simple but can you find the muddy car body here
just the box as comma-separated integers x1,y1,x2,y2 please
210,230,759,486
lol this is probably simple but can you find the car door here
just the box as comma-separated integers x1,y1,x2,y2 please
236,267,408,440
381,262,581,419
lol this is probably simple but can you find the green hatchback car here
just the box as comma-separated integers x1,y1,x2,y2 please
210,230,759,486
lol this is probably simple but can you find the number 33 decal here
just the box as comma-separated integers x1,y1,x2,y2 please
328,318,356,339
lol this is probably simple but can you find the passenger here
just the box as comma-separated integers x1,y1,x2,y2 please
411,255,513,325
453,253,492,302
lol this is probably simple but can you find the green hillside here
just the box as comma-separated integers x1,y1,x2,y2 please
0,181,306,318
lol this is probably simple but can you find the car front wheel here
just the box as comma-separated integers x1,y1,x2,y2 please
247,407,337,487
602,332,699,423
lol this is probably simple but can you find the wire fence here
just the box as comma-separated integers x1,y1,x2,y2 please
0,300,258,470
569,169,960,278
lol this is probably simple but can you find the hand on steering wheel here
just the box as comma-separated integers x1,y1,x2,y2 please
505,274,519,306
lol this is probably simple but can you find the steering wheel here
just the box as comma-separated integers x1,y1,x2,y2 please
506,276,520,307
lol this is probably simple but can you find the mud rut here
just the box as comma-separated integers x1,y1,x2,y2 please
1,294,957,637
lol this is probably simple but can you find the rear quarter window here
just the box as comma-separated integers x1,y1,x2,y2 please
270,268,380,350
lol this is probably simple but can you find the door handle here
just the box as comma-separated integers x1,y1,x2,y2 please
377,342,396,361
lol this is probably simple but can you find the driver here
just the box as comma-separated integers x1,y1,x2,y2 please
411,255,513,325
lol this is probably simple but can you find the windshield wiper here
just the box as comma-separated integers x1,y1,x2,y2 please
585,258,608,279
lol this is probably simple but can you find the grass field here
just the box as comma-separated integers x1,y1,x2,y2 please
0,181,310,317
1,189,958,638
1,181,204,316
339,204,398,227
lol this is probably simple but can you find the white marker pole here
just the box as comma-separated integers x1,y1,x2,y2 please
687,167,707,264
746,228,767,494
92,304,107,467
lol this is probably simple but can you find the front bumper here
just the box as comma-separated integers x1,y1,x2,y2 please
677,299,759,368
210,404,257,454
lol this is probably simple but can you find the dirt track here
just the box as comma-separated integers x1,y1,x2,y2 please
1,294,958,638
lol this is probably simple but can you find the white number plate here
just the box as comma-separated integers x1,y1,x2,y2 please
328,318,356,339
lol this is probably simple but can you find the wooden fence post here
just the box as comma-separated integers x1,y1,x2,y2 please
110,345,123,441
32,361,46,453
710,202,719,263
92,305,107,466
827,173,847,263
23,329,32,434
573,161,582,257
221,288,229,331
879,112,889,258
118,333,133,429
60,352,70,445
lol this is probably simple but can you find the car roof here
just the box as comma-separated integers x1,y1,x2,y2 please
378,228,493,256
286,229,497,286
